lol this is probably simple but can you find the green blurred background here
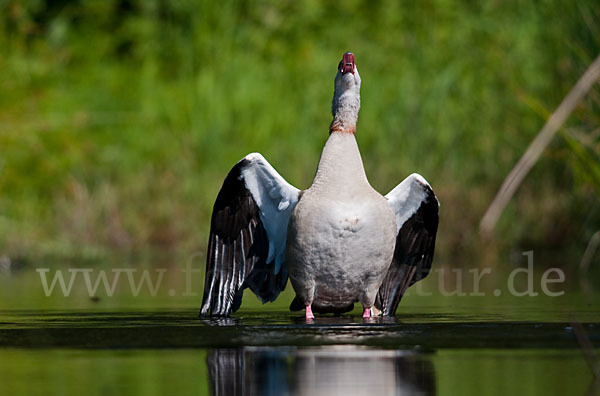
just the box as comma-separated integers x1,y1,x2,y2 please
0,0,599,296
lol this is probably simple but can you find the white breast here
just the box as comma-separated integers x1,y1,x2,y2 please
285,133,397,309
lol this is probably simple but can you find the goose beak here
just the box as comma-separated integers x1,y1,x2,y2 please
340,52,355,75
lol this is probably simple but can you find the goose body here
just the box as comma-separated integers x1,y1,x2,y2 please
200,52,439,319
286,132,397,314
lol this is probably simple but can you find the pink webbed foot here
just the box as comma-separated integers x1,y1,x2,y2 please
305,305,315,320
362,308,371,318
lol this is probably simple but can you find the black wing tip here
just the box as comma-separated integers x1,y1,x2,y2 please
212,153,268,212
202,157,261,317
380,308,395,317
237,156,252,169
411,180,439,236
202,153,289,318
377,177,440,316
232,154,261,174
411,173,439,210
199,305,231,318
374,295,398,316
422,183,439,209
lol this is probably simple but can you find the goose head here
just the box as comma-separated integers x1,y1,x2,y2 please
331,51,361,134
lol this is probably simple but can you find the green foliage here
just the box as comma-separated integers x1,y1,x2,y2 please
0,0,599,267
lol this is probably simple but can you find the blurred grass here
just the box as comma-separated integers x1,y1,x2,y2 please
0,0,599,272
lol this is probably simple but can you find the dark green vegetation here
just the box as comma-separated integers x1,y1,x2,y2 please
1,1,599,275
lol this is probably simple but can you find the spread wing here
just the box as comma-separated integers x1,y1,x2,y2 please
200,153,300,317
375,173,439,316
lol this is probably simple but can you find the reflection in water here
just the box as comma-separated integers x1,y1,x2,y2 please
208,346,435,396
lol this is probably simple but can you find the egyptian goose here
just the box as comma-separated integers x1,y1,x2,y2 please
200,52,439,319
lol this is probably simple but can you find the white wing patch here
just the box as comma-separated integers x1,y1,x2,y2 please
385,173,436,232
241,153,300,274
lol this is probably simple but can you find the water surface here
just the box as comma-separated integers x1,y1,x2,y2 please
0,309,598,395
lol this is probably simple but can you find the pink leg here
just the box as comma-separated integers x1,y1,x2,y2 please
362,307,371,318
305,305,315,320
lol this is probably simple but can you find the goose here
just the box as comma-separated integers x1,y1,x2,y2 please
200,52,439,320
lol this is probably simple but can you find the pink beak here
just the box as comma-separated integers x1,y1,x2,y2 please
340,52,355,75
